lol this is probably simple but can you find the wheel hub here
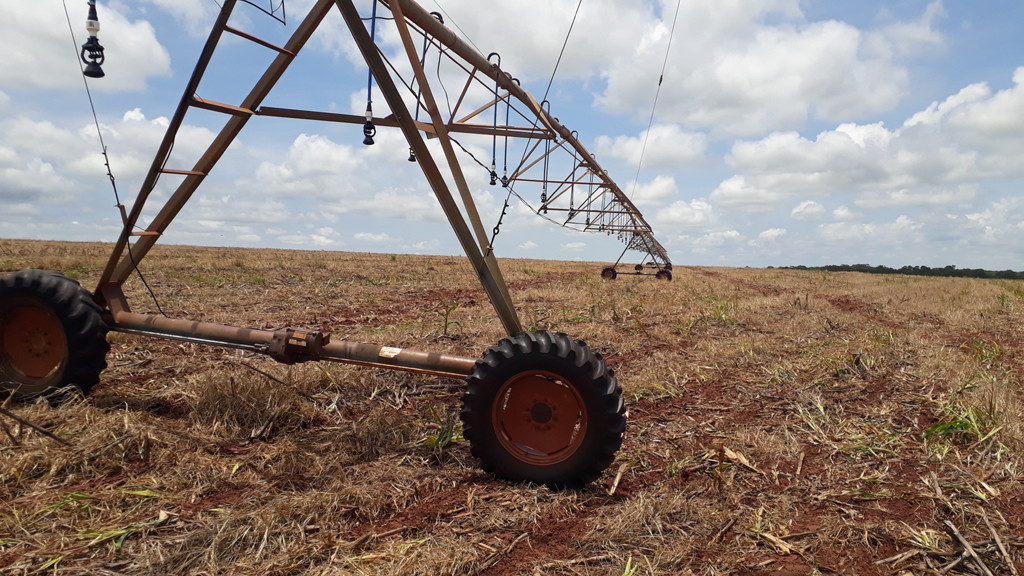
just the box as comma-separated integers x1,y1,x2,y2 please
492,370,587,465
2,306,66,379
529,401,554,425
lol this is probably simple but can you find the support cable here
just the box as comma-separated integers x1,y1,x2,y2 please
487,52,501,185
362,0,379,145
61,0,168,317
540,100,551,212
489,0,583,246
501,78,518,187
240,0,286,24
408,12,444,162
627,0,682,200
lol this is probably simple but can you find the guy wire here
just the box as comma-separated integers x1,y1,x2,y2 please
492,0,584,248
627,0,682,201
61,0,169,318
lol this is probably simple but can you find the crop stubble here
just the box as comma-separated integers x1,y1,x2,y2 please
1,239,1022,575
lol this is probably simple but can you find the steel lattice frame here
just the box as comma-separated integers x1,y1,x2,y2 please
94,0,672,367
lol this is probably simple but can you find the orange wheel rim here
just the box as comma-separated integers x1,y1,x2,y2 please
2,305,67,379
491,370,587,466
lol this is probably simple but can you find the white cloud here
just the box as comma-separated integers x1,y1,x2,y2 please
374,0,940,138
872,1,946,59
329,190,445,221
709,175,784,211
562,242,586,251
594,124,706,169
5,3,170,92
311,234,336,247
791,200,825,221
0,154,76,204
145,0,216,33
249,131,447,224
256,134,363,191
964,197,1024,246
518,240,538,250
657,198,714,230
748,227,786,249
855,185,977,209
0,110,225,215
757,228,787,242
692,230,743,253
277,234,308,245
411,240,439,251
3,203,40,216
716,67,1024,212
188,197,291,225
904,82,990,128
945,68,1024,155
596,3,942,136
818,215,920,243
354,232,393,242
629,175,678,206
832,206,858,221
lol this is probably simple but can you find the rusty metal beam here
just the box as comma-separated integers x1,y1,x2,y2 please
97,0,240,295
385,0,669,266
101,0,336,289
385,0,520,335
108,309,476,378
224,25,295,55
334,0,522,336
254,106,552,139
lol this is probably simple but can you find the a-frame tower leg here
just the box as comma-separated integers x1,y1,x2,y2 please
93,0,522,335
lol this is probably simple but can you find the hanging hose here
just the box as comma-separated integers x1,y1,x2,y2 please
409,11,444,161
501,78,518,187
569,130,578,216
487,52,501,185
62,0,170,316
540,100,551,213
585,165,594,227
362,0,379,145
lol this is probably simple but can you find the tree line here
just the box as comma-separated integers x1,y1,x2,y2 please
773,264,1024,280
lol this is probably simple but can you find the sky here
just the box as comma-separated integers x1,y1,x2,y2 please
2,0,1023,270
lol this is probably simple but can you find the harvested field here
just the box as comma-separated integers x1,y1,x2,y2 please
2,238,1023,575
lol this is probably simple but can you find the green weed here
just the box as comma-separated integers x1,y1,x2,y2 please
426,302,461,336
419,405,460,449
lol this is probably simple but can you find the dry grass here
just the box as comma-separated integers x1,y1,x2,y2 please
1,238,1022,575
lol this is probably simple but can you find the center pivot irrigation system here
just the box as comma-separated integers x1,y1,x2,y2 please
1,0,674,486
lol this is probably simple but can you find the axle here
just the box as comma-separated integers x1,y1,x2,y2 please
104,304,475,378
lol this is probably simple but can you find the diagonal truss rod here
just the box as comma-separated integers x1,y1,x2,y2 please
335,0,521,334
256,0,670,270
383,0,669,269
96,0,336,297
95,0,670,330
93,0,524,334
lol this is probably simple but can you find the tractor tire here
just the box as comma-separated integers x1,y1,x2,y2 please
461,330,625,488
655,269,672,281
0,270,109,400
600,267,617,280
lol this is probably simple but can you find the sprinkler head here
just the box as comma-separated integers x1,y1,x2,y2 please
81,1,105,78
362,104,375,145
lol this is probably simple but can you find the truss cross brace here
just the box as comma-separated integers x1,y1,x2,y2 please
94,0,523,335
